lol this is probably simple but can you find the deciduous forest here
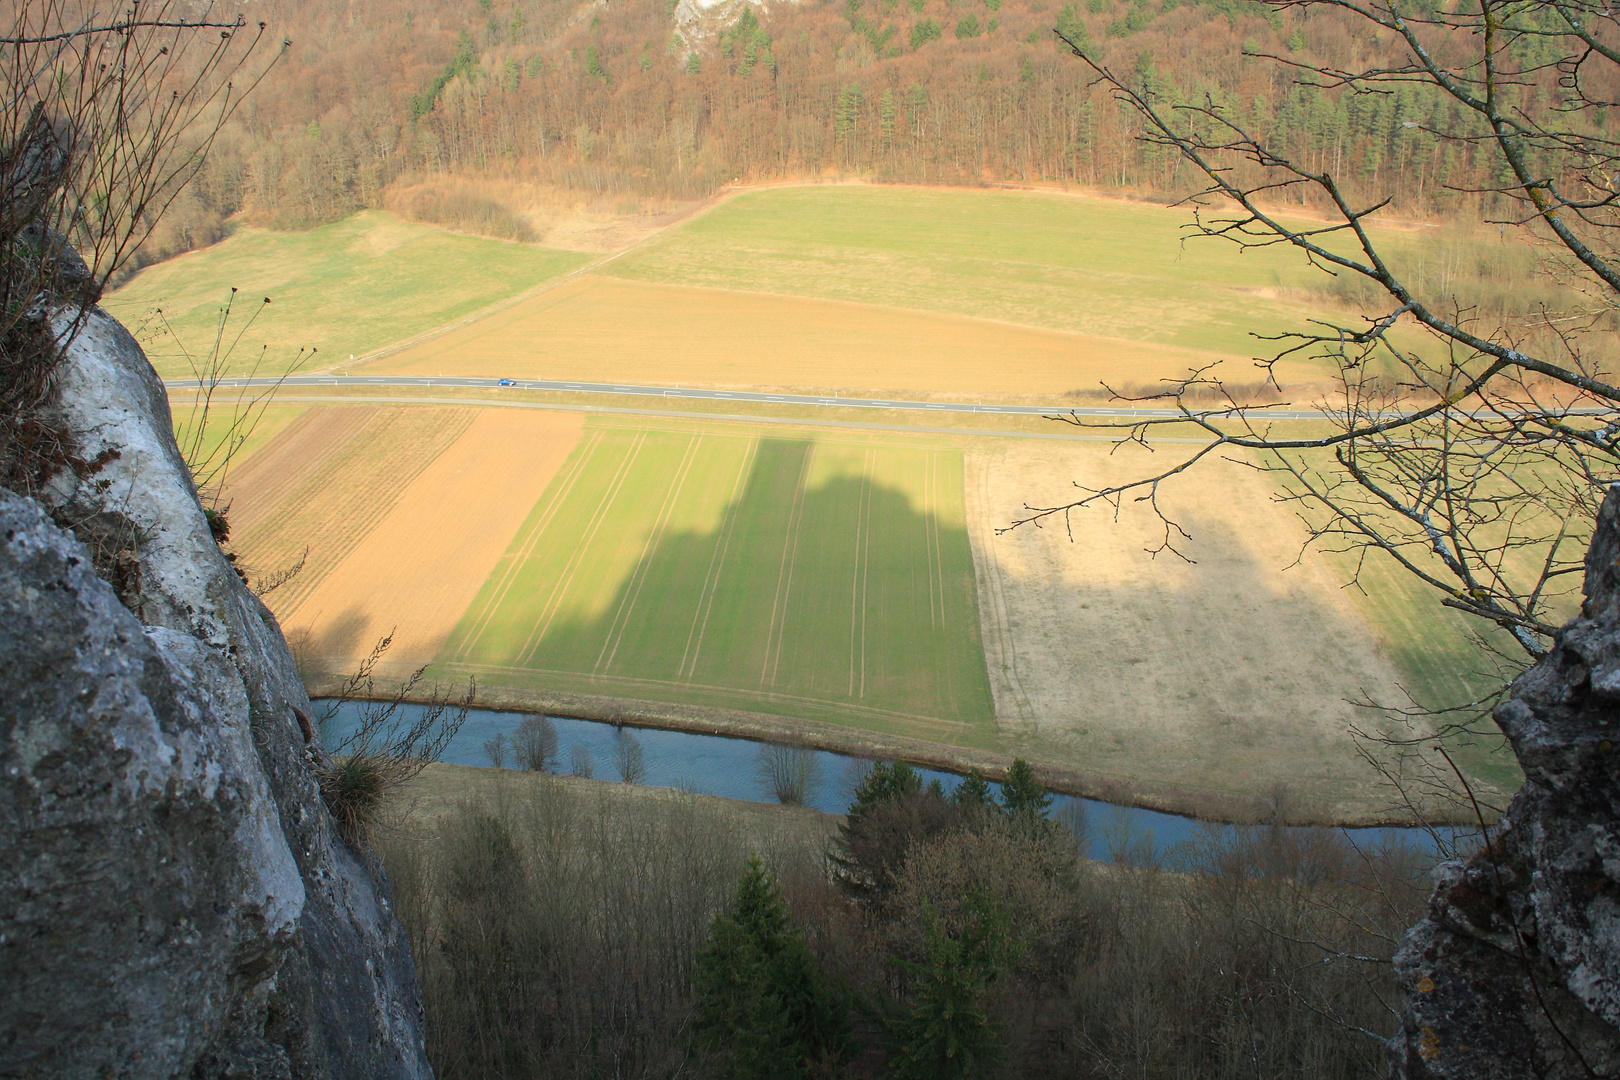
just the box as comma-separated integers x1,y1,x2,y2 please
143,0,1595,271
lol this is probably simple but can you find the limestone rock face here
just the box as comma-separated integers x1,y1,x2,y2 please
1389,485,1620,1079
0,305,431,1078
0,489,302,1077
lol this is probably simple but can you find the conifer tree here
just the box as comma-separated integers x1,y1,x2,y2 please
693,856,851,1080
951,769,994,812
998,758,1051,817
889,896,1021,1080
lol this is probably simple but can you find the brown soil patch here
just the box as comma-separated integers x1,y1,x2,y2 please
367,275,1233,398
963,440,1418,821
280,410,585,679
383,176,703,253
224,404,478,614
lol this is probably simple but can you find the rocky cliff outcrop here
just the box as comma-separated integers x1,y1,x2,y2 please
0,302,431,1077
1389,485,1620,1078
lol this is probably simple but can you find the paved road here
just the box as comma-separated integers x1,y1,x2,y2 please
164,374,1338,420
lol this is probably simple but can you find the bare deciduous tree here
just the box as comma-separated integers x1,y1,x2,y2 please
756,741,823,806
513,713,559,772
1029,2,1618,692
612,725,646,784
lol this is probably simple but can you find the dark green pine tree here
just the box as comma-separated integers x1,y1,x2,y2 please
890,898,1020,1080
951,769,995,812
693,855,851,1080
998,758,1051,818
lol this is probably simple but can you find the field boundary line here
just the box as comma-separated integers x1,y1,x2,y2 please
962,450,1035,723
335,187,747,375
437,661,979,729
680,437,757,680
518,430,646,663
597,433,702,674
455,430,602,660
762,444,814,688
466,430,599,650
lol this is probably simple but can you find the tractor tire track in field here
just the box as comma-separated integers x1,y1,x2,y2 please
237,406,475,617
455,430,605,660
518,431,647,664
679,438,758,680
596,434,703,674
761,444,815,689
224,406,377,533
849,450,875,700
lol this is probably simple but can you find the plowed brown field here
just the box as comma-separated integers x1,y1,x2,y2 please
365,275,1248,397
224,404,478,613
278,410,585,679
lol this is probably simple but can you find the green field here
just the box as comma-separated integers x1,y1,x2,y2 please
604,186,1430,368
437,418,996,740
106,211,590,379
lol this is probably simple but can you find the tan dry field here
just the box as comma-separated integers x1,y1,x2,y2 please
225,405,479,614
363,274,1276,398
962,440,1471,820
383,176,703,254
275,409,585,679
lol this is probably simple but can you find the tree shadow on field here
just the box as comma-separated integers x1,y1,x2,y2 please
287,605,371,681
480,436,996,728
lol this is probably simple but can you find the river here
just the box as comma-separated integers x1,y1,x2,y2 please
318,700,1472,865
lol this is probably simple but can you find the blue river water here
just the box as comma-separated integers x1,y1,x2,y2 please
319,700,1475,865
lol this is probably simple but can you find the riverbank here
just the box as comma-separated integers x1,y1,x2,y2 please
309,677,1490,828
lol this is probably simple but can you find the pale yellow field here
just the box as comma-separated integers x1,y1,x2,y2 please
961,440,1481,820
364,274,1309,399
279,410,585,680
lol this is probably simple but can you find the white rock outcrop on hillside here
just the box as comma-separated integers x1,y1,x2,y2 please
672,0,792,48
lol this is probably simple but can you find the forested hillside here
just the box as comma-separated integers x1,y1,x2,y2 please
147,0,1595,271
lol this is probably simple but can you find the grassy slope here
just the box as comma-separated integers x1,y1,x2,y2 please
107,211,591,379
602,185,1422,368
439,417,995,743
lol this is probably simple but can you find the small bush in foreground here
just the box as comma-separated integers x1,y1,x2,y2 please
317,633,474,840
320,753,416,839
